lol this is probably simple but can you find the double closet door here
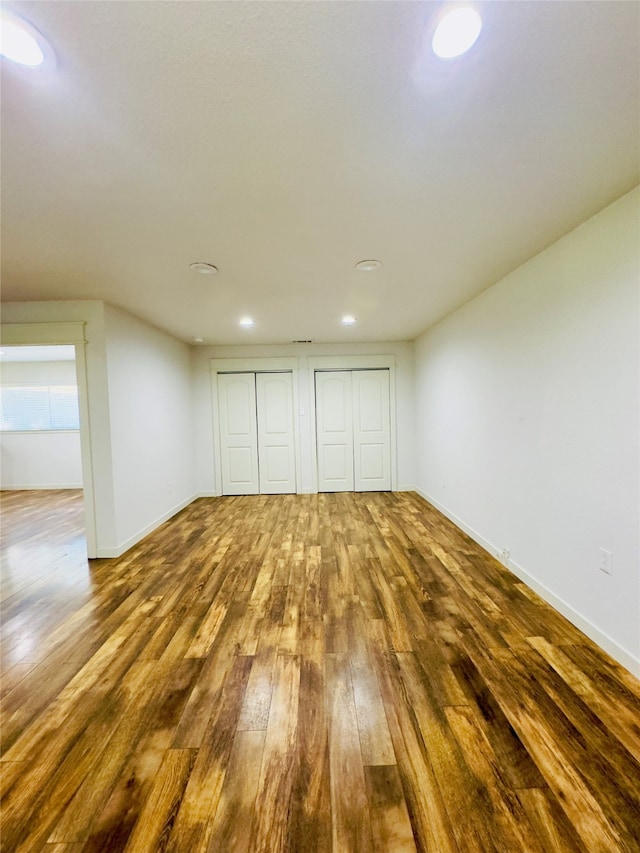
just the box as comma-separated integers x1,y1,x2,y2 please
218,372,296,495
315,369,391,492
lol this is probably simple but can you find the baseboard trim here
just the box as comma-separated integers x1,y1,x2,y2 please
196,490,318,497
195,488,416,497
415,488,640,678
96,494,198,559
1,483,83,490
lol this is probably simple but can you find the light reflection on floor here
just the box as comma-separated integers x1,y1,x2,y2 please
1,490,94,668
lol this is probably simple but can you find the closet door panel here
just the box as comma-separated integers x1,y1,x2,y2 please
315,371,354,492
256,372,296,494
353,370,391,491
218,373,259,495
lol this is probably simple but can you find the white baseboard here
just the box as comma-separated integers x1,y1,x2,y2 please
197,489,350,497
196,488,416,496
1,483,83,490
416,488,640,678
197,490,317,497
96,494,198,559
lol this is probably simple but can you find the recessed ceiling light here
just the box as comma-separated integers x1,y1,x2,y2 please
355,259,382,272
239,317,254,328
342,315,356,326
0,10,50,68
189,262,218,274
432,7,482,59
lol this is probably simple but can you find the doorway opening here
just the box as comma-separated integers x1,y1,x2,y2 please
0,344,89,591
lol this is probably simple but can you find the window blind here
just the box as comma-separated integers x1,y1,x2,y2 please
0,385,80,431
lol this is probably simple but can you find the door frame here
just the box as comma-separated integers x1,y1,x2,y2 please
0,321,98,557
209,357,302,496
308,355,398,493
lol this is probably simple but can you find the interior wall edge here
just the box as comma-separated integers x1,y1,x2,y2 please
415,487,640,678
95,493,199,559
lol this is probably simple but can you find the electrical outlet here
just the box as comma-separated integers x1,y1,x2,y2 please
599,547,613,575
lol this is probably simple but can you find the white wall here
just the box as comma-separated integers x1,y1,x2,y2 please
1,432,82,489
104,305,196,552
414,188,640,674
192,341,416,496
1,359,83,488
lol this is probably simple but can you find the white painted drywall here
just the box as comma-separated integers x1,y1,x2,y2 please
0,359,83,489
104,305,196,552
414,187,640,673
191,341,416,496
1,432,82,489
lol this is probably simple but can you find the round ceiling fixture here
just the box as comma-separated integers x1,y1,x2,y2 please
355,259,381,272
432,7,482,59
189,262,218,274
0,10,51,68
342,315,357,326
239,317,254,328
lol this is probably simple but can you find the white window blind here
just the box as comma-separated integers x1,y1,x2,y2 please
0,385,80,431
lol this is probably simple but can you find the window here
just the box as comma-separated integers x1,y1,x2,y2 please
0,385,80,431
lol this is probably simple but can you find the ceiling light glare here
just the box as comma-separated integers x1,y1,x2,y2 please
0,10,48,67
189,262,218,274
355,259,382,272
239,317,254,328
194,337,204,343
432,7,482,59
342,315,356,326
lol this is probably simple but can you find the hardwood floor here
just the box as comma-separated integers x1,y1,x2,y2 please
1,489,639,852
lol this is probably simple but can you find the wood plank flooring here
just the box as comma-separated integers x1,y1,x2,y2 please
1,489,639,852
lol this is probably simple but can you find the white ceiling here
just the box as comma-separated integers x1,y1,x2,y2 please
2,1,638,346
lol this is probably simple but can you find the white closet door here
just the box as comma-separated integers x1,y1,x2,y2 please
315,371,354,492
218,373,259,495
256,372,296,494
353,370,391,491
